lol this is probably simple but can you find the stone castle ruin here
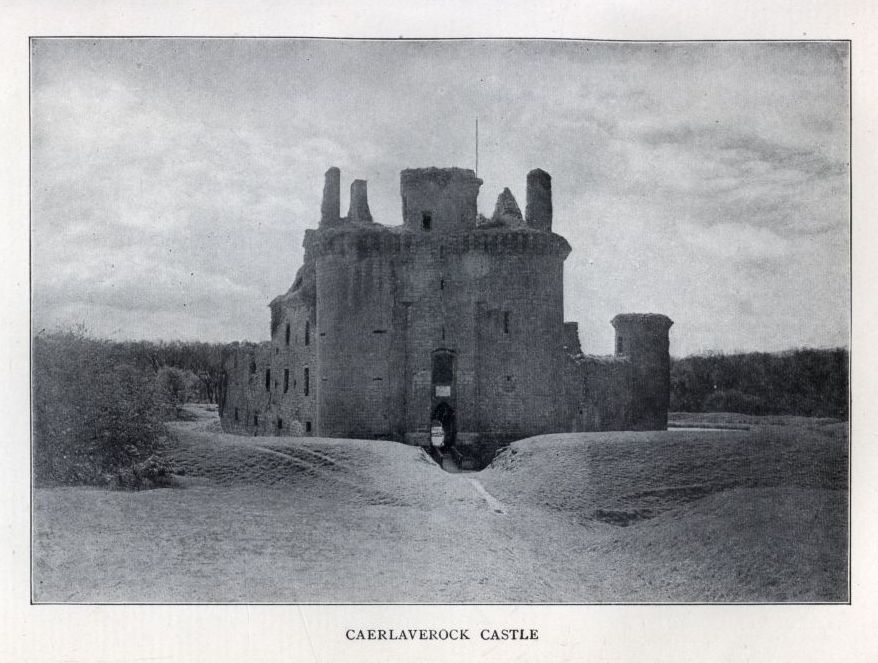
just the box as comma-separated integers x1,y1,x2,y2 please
220,166,673,466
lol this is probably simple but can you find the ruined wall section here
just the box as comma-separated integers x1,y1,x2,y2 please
264,294,317,436
220,237,318,436
576,355,633,431
220,341,274,434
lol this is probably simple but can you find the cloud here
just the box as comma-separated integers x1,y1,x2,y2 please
30,39,850,354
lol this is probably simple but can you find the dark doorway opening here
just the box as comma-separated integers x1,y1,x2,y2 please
431,402,456,449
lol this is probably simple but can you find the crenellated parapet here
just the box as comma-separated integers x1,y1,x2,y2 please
305,225,571,260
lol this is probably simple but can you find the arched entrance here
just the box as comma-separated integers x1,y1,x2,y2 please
431,402,456,449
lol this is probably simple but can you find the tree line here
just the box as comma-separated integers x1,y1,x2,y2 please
670,347,849,419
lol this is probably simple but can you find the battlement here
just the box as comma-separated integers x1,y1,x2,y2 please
611,313,674,331
305,225,571,260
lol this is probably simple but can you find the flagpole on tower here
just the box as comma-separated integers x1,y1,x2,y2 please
475,116,479,177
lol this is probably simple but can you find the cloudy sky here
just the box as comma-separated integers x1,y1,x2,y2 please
31,39,849,356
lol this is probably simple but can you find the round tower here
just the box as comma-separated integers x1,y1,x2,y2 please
611,313,674,430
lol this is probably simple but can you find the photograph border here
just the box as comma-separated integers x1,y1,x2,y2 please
4,3,874,661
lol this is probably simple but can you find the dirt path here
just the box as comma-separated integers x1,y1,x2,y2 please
465,477,506,514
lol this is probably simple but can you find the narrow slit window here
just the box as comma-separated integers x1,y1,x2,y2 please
503,311,510,334
277,418,283,430
234,407,239,422
253,413,259,427
305,321,310,346
283,368,290,393
285,323,291,345
265,368,271,391
304,367,310,396
422,211,432,231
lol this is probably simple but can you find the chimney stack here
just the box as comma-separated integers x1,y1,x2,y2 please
320,167,341,227
525,168,552,231
347,179,373,224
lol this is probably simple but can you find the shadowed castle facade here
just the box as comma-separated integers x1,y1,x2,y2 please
220,166,673,463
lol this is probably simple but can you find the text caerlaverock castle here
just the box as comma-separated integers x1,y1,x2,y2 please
220,165,673,466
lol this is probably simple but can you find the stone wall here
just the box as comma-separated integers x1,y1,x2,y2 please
576,354,633,431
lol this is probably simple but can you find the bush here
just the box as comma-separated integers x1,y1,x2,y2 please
32,330,167,487
112,455,180,490
155,366,189,418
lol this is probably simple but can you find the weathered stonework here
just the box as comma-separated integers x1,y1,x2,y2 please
219,165,673,464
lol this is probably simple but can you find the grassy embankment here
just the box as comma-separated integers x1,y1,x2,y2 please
33,406,847,603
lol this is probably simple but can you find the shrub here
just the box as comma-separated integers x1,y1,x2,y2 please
112,455,180,490
32,330,167,487
155,366,189,418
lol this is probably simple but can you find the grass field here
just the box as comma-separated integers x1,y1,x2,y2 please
32,406,848,603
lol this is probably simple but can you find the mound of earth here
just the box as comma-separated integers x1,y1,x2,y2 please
480,427,847,525
163,417,444,508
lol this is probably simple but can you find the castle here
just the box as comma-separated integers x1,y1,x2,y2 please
219,166,673,466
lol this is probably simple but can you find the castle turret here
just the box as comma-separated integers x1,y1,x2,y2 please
525,168,552,231
320,167,341,227
347,179,373,224
400,167,482,233
611,313,673,430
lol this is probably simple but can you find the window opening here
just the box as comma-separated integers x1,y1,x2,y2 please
234,407,239,422
277,418,283,430
253,413,259,426
304,367,310,396
422,211,432,231
265,368,271,391
305,321,310,345
503,311,510,334
432,351,454,385
285,323,291,345
305,421,312,433
283,368,289,393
